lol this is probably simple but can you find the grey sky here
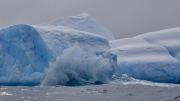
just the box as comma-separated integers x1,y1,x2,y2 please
1,0,180,39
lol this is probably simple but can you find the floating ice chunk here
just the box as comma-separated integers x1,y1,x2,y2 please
0,92,12,95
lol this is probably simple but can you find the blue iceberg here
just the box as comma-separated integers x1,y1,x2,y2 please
0,14,117,86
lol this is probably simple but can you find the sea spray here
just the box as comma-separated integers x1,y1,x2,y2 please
41,44,117,86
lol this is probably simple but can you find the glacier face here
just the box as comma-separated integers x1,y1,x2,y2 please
40,13,115,41
0,23,117,86
110,28,180,83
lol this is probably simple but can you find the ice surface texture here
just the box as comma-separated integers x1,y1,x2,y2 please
0,24,52,86
0,16,116,86
110,28,180,83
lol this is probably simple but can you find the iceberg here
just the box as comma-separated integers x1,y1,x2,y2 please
34,25,117,86
1,13,180,86
110,28,180,83
0,14,117,86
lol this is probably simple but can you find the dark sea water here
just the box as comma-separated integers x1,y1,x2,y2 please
1,77,180,101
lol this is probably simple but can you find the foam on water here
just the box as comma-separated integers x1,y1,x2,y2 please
110,74,180,87
0,92,12,95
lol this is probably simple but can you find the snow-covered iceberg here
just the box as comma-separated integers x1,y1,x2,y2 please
110,28,180,83
40,13,115,41
0,14,117,86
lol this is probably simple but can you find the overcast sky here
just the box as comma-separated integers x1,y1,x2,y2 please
1,0,180,39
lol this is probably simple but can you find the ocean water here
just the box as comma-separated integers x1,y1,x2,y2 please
0,77,180,101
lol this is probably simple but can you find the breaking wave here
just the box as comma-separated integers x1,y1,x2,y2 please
41,44,117,86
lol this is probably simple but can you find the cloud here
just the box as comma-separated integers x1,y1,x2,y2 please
1,0,180,39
